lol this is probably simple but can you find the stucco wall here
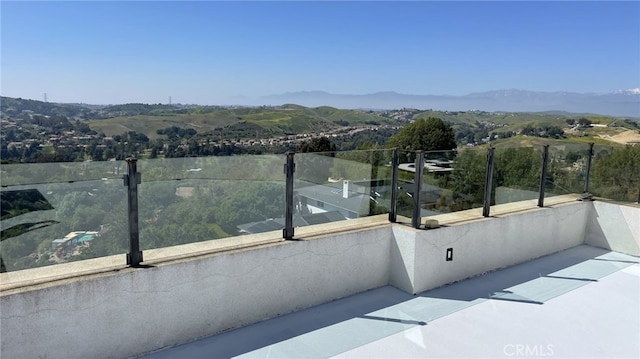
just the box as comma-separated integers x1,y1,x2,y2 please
584,201,640,256
389,202,589,294
0,226,391,359
4,200,630,359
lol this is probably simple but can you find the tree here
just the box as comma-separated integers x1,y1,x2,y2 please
545,126,565,139
386,118,456,152
149,147,158,159
296,137,336,153
494,147,541,190
577,118,592,128
521,125,535,136
449,149,487,207
591,145,640,201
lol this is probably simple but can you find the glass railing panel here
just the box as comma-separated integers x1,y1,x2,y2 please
0,160,124,186
491,146,542,205
590,145,639,203
293,149,393,228
544,143,590,197
333,149,394,215
1,161,128,272
136,154,285,182
393,149,484,223
421,149,482,214
395,149,417,220
425,149,486,214
136,154,286,248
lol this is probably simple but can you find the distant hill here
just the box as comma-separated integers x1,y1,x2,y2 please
84,104,391,138
1,96,392,138
3,96,637,144
99,103,181,117
260,89,640,118
0,96,98,119
0,97,187,119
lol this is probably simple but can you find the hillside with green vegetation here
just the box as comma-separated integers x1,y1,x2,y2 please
411,109,639,147
477,135,624,150
3,96,638,165
414,109,639,130
85,104,390,139
3,96,637,144
1,96,98,119
82,105,639,144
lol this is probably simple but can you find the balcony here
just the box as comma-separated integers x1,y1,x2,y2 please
1,144,639,358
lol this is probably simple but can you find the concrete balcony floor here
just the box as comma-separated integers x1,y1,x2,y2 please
142,244,640,359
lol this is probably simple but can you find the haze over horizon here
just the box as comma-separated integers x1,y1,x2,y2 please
2,1,639,106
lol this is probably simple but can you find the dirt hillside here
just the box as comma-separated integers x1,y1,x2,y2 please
599,130,640,144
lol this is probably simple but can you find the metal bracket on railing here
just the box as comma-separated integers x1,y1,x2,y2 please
482,147,495,217
538,145,549,207
412,150,424,229
124,158,143,266
581,143,594,201
283,152,295,240
389,148,399,223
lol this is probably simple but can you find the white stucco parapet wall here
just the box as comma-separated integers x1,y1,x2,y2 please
390,201,589,294
585,200,640,256
2,198,639,359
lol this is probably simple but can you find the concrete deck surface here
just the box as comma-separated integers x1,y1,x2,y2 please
140,245,639,359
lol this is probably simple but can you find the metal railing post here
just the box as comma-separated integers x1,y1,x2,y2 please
124,158,143,267
283,152,295,240
482,147,495,217
412,150,424,229
389,148,399,223
538,145,549,207
582,142,594,200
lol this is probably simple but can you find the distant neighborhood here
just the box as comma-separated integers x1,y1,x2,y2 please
3,96,638,164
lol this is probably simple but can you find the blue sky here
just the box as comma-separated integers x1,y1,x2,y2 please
2,1,639,105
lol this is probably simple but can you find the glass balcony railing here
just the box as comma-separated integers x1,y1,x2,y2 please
392,149,485,221
1,161,128,272
492,146,542,205
544,143,590,198
1,144,637,273
293,149,394,228
137,155,285,247
590,145,640,202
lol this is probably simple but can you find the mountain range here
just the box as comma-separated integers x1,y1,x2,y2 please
248,89,640,118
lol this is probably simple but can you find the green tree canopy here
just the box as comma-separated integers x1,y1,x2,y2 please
296,136,336,153
591,145,639,201
386,117,456,151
